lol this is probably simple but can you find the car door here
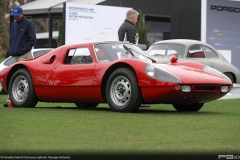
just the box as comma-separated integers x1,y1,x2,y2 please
49,47,96,102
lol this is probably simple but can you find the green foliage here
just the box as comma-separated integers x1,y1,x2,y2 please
57,18,63,47
0,56,5,62
0,21,9,57
0,0,9,57
137,9,150,49
118,0,122,6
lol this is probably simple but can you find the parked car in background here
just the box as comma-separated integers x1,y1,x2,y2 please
0,41,232,112
146,39,240,84
0,48,53,94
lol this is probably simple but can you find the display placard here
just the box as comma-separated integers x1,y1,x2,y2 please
65,2,131,44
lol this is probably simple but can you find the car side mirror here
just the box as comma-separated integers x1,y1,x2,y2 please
170,55,178,63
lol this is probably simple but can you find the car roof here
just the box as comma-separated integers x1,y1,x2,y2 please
32,48,54,51
153,39,208,46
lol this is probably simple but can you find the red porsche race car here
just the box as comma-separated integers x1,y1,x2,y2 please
0,41,232,112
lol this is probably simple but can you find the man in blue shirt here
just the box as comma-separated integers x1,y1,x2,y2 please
4,6,36,107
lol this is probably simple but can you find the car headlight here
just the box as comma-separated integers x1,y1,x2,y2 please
203,66,232,84
145,64,182,83
181,85,191,92
221,86,229,93
145,64,155,77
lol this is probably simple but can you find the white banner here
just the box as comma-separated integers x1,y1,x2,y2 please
65,2,131,44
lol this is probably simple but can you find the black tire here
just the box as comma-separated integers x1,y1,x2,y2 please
8,68,38,108
75,103,99,108
106,68,142,112
173,103,204,112
224,72,233,83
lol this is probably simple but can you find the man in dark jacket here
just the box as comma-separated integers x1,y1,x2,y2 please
4,6,36,107
118,9,139,44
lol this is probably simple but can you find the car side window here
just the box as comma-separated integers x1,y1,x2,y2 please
94,44,120,61
187,45,205,58
204,46,218,59
64,48,92,64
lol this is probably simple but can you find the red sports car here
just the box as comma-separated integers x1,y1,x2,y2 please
0,41,232,112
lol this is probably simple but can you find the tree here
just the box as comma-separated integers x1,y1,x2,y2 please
0,0,10,56
137,9,150,49
57,18,63,47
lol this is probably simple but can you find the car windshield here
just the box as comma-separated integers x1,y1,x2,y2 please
147,44,185,58
94,43,153,63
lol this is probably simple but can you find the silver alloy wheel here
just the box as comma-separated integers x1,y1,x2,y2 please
110,75,131,106
12,75,29,103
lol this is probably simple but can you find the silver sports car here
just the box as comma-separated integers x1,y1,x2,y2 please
147,39,240,84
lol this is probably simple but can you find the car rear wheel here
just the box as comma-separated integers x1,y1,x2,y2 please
106,68,142,112
75,103,99,108
173,103,204,112
9,68,38,108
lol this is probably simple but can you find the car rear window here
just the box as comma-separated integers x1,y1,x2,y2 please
204,46,218,59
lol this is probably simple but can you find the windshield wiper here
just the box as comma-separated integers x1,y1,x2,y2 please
123,45,156,63
123,45,135,57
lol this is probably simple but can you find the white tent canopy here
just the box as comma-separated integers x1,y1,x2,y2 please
20,0,106,15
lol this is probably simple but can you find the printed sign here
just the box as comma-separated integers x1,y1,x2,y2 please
65,2,131,44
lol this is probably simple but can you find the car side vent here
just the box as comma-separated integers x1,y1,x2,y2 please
50,55,56,63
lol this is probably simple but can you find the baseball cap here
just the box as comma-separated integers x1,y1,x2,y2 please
11,6,23,16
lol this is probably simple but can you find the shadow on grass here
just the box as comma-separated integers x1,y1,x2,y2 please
33,105,221,115
137,108,223,115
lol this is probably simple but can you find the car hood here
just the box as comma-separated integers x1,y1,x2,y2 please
152,63,230,84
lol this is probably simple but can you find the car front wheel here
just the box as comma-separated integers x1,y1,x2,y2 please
106,68,142,112
9,68,38,108
173,103,204,112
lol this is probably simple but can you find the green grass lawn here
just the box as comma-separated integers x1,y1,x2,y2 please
0,94,239,156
